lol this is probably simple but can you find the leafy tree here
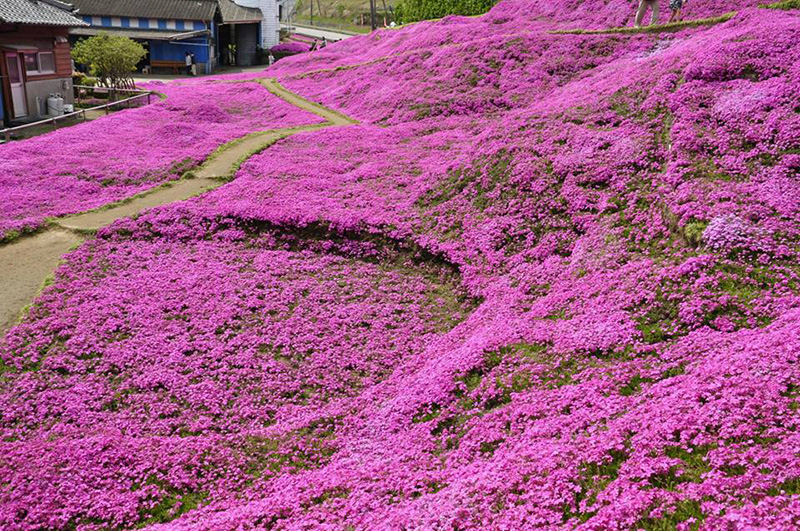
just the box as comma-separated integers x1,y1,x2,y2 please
72,33,146,90
395,0,498,23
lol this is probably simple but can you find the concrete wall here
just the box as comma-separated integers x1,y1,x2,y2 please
25,77,74,118
280,0,298,22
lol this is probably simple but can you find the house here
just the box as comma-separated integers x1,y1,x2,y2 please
70,0,285,73
70,0,220,74
0,0,87,125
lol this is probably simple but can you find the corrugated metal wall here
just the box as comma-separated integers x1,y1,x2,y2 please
235,23,259,66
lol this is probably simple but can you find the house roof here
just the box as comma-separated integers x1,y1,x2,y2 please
0,0,88,26
70,0,218,21
218,0,262,24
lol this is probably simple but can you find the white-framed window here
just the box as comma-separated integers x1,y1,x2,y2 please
23,51,55,75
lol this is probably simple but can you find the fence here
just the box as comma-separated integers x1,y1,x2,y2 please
0,86,154,143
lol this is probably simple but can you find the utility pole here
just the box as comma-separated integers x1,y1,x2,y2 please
370,0,377,31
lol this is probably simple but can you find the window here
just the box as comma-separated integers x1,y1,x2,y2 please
23,53,38,73
38,52,55,73
22,52,55,75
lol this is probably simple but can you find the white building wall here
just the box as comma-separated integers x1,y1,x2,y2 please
233,0,281,49
281,0,298,22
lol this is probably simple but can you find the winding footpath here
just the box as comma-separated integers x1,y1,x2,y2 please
0,78,358,335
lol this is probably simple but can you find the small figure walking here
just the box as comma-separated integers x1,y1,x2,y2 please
268,52,275,66
669,0,686,23
184,52,192,75
635,0,660,27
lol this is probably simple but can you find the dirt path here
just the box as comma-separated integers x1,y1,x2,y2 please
0,78,357,336
0,230,85,333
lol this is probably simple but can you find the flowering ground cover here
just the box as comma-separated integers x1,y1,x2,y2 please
2,0,800,529
0,81,323,242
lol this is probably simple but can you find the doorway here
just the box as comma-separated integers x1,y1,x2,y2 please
5,53,27,118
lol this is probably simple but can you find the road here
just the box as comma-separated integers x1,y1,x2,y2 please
283,23,359,42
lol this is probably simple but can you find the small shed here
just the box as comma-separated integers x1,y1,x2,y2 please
0,0,87,124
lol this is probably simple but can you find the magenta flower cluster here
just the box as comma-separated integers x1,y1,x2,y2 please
0,81,322,241
270,42,310,55
2,1,800,530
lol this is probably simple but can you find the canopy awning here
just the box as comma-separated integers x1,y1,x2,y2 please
0,44,40,52
70,27,210,42
168,29,210,41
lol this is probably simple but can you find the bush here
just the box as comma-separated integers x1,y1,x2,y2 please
72,33,146,90
72,72,97,87
269,42,311,61
270,42,311,55
395,0,498,23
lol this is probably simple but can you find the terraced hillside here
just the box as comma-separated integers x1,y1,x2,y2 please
1,0,799,529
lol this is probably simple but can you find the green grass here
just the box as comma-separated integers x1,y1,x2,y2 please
295,16,372,34
767,477,800,495
682,221,708,248
634,499,705,531
663,444,715,484
563,448,629,522
550,12,736,35
619,374,654,396
136,490,208,528
761,0,800,8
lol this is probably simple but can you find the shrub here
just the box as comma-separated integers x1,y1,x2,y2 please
71,33,146,90
395,0,498,23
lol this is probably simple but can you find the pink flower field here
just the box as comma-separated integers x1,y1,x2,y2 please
0,81,323,241
2,1,800,530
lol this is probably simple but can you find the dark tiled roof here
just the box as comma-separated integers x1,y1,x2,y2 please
71,0,218,21
0,0,88,26
219,0,262,24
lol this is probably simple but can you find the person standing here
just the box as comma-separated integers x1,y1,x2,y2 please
190,53,197,76
184,52,192,75
635,0,660,27
268,53,275,66
321,37,328,48
669,0,686,22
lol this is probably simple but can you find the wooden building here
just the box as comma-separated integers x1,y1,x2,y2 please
0,0,86,125
69,0,283,73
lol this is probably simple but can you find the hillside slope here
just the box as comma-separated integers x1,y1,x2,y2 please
1,1,799,530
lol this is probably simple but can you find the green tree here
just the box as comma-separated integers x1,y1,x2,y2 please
72,33,146,90
395,0,498,23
